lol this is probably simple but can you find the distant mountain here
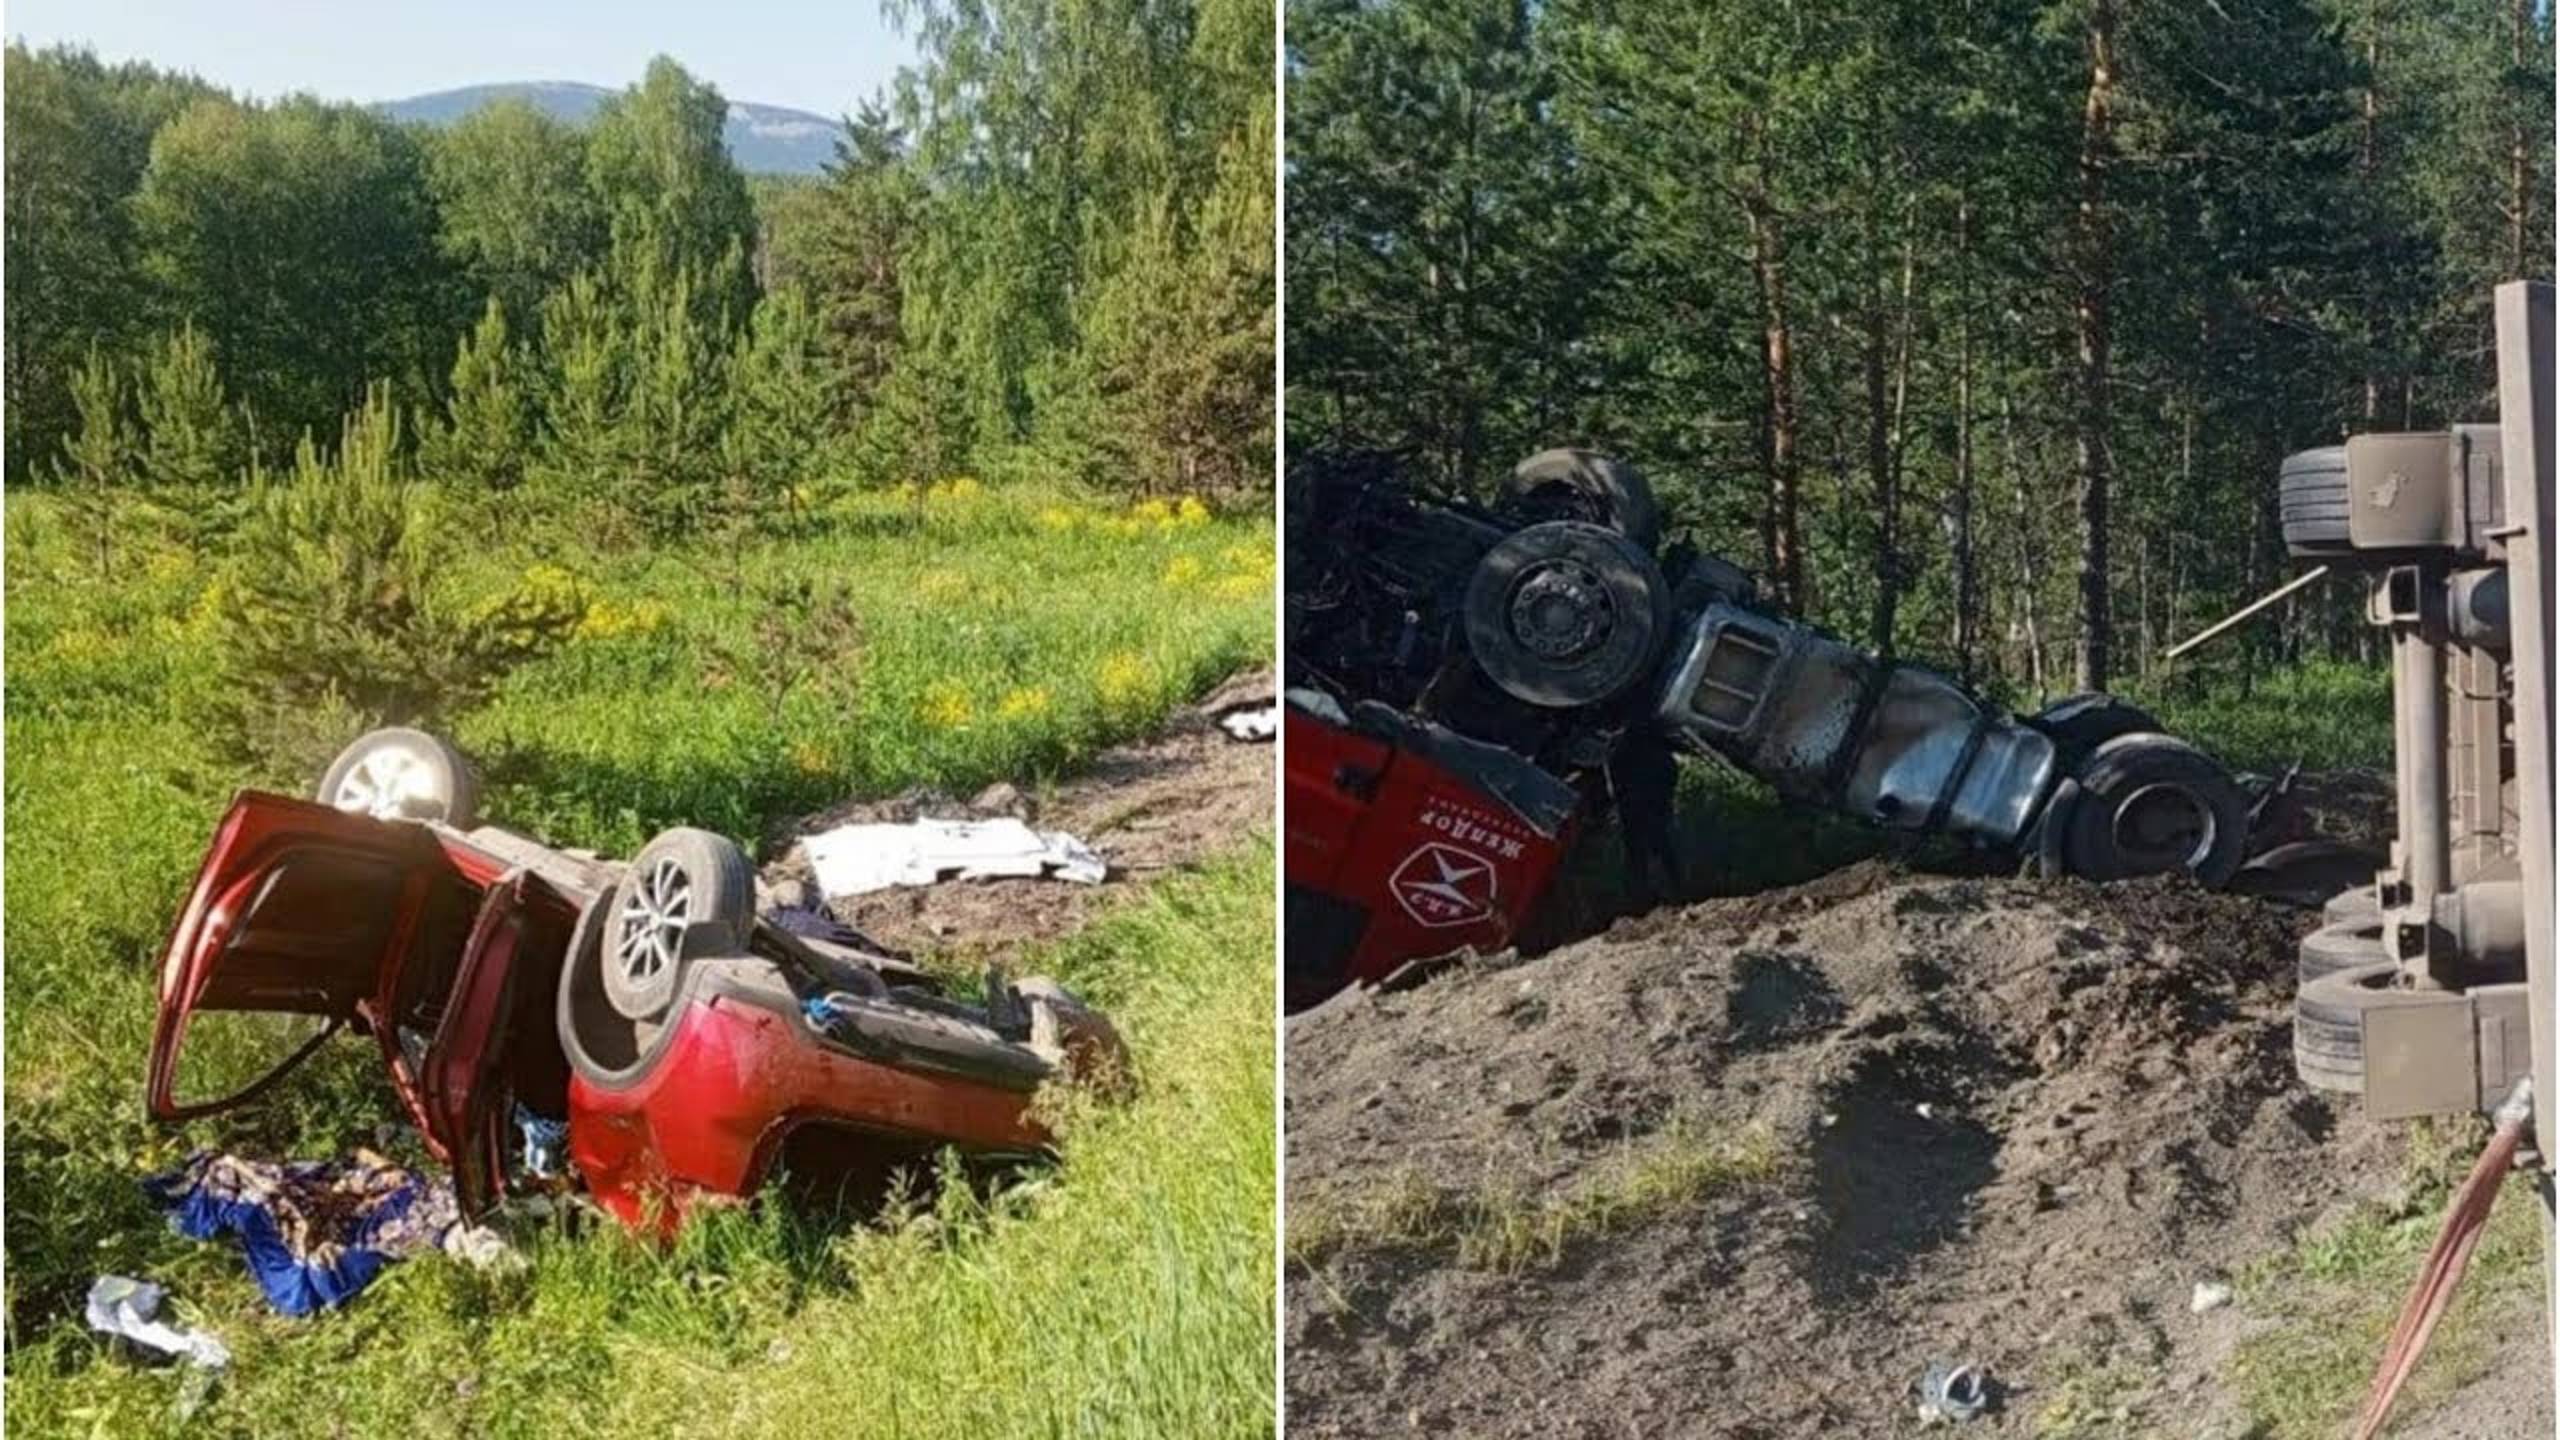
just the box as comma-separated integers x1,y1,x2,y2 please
377,81,842,175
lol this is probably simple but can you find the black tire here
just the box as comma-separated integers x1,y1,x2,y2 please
1507,449,1661,554
2028,693,2163,766
2279,445,2352,557
2058,733,2251,886
317,727,480,827
602,827,755,1022
2298,916,2387,985
1462,521,1666,709
2294,959,2399,1094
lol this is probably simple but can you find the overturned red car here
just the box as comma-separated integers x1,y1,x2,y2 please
147,728,1124,1233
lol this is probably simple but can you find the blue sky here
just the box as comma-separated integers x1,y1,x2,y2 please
5,0,914,116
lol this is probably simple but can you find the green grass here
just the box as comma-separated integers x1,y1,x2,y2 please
1287,1116,1781,1275
2224,1118,2546,1439
2130,657,2394,775
3,482,1275,1438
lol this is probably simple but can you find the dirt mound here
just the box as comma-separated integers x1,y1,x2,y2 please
1285,863,2469,1437
764,671,1272,962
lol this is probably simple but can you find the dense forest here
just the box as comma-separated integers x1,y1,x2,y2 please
5,0,1274,515
1287,0,2554,697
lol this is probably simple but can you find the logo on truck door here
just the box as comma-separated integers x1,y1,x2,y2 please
1389,842,1498,928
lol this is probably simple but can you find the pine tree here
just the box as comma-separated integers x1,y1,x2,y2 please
727,285,832,513
425,297,531,490
136,320,236,489
52,342,134,572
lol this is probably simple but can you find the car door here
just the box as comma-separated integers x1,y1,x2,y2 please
416,869,546,1216
147,791,442,1121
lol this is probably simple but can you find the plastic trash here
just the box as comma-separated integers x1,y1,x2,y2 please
1218,704,1278,741
85,1275,229,1369
1914,1359,1990,1425
801,817,1107,898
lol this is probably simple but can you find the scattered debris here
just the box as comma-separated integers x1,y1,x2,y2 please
1218,703,1278,742
441,1223,525,1275
85,1275,229,1370
801,817,1107,898
1915,1359,1991,1425
514,1105,568,1180
2191,1279,2235,1314
143,1149,462,1315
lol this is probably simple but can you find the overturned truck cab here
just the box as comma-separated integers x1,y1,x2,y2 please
1285,447,2256,1010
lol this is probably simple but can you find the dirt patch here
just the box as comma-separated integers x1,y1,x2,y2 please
764,671,1271,963
1286,853,2539,1437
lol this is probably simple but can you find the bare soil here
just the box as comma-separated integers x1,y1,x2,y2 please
763,670,1272,962
1285,848,2545,1438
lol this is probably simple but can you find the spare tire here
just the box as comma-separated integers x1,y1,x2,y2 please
2058,733,2251,886
2279,445,2352,557
1508,449,1661,554
602,828,755,1022
1462,521,1665,709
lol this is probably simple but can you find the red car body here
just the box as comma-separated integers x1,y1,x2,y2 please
149,791,1069,1231
1282,702,1575,1009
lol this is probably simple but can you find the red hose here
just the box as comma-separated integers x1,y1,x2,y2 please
2350,1085,2532,1440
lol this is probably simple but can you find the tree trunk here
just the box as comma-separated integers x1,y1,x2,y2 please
1746,189,1804,614
2362,2,2382,424
1953,193,1979,682
2073,0,2118,692
2512,0,2531,280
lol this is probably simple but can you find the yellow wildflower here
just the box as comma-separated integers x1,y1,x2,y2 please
1162,554,1204,586
921,682,974,730
790,741,833,777
1098,650,1150,706
1176,495,1211,526
999,686,1053,719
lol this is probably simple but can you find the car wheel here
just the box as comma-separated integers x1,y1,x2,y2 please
2058,733,2250,886
317,728,480,827
2027,693,2163,766
602,828,754,1023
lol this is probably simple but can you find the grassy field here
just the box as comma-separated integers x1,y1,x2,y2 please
3,482,1275,1438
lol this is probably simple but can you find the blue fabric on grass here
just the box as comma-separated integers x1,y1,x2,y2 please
142,1150,459,1316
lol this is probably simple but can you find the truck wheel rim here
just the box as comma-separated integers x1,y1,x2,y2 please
2111,782,2214,871
615,857,694,993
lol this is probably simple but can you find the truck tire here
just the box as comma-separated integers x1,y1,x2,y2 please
2029,693,2163,767
2294,959,2398,1093
318,728,480,827
1463,521,1665,709
2280,445,2352,557
602,828,755,1022
2298,916,2388,985
1508,449,1660,553
2058,733,2251,886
